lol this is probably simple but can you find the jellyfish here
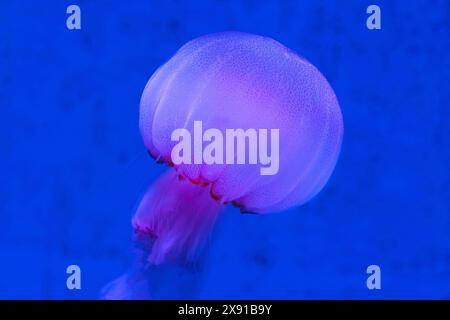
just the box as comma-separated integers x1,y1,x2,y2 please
103,32,343,299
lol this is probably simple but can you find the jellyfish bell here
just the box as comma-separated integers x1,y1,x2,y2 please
132,31,344,270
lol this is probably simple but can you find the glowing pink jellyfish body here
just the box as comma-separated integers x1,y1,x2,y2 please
103,32,343,299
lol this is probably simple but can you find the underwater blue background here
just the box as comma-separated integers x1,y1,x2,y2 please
1,0,449,299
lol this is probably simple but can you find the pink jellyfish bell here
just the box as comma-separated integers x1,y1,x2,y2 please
104,32,343,298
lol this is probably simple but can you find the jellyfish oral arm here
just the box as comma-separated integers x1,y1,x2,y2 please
132,170,223,265
101,170,223,299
